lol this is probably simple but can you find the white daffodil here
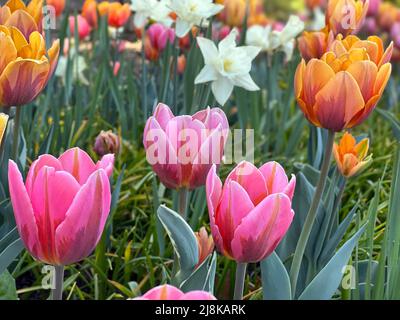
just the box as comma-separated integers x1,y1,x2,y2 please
195,29,261,106
246,15,304,61
131,0,173,28
308,7,326,31
169,0,224,38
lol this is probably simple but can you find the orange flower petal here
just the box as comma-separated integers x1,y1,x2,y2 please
19,31,46,60
314,71,365,131
0,6,11,23
374,63,392,96
5,10,39,39
0,58,50,107
5,0,27,12
346,60,378,102
0,32,17,75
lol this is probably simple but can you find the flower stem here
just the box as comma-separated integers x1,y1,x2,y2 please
178,188,188,219
289,130,335,298
11,107,21,160
51,265,64,300
234,262,247,300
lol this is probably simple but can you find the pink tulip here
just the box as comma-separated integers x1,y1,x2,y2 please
69,15,91,40
147,23,175,52
365,0,381,16
143,103,229,190
206,161,296,263
8,148,114,266
391,22,400,48
134,285,216,300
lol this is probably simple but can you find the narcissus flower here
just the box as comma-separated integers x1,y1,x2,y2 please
0,0,43,38
246,15,305,61
0,26,60,108
333,132,372,178
143,103,229,190
169,0,224,38
325,0,369,36
46,0,66,17
134,285,216,300
206,161,296,263
8,148,114,266
195,29,261,106
0,113,9,145
295,35,392,132
131,0,173,28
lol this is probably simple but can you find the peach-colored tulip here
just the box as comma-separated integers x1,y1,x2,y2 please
82,0,98,28
377,2,400,31
106,2,131,28
216,0,268,27
0,25,60,107
134,285,216,300
0,113,9,145
46,0,66,17
206,161,296,263
333,132,372,178
298,28,334,61
177,54,186,74
195,227,215,267
295,34,392,132
0,0,43,38
69,15,91,40
143,103,229,190
325,0,369,36
8,148,114,266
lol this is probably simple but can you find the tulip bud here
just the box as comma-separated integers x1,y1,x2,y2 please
0,113,9,145
94,130,120,157
147,23,175,52
195,227,214,267
298,29,332,61
69,15,91,40
82,0,98,28
177,55,186,74
333,132,372,178
325,0,369,36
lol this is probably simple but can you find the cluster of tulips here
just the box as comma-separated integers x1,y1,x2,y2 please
0,0,395,300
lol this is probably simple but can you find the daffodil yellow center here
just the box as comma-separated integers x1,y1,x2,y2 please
223,59,233,72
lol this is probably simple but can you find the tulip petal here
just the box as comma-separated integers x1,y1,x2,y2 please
0,58,49,107
5,10,38,39
142,285,184,300
346,60,378,103
55,169,111,265
231,193,294,263
0,32,17,76
59,147,97,184
182,291,217,300
314,71,365,131
96,154,115,178
259,161,289,195
153,103,174,131
8,160,41,258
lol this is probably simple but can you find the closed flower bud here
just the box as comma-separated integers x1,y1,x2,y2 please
333,132,372,178
94,130,120,157
195,227,214,267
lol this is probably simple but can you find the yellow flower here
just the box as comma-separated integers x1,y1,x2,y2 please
333,132,372,178
0,113,8,145
0,25,60,107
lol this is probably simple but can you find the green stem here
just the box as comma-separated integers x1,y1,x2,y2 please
289,130,335,298
11,107,21,160
233,262,247,300
178,188,188,219
51,265,64,300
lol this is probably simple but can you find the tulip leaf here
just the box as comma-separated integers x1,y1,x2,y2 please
157,205,198,281
180,252,217,294
299,225,366,300
261,251,292,300
377,109,400,141
0,237,24,276
0,270,17,300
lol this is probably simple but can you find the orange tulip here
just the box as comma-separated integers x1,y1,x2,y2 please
46,0,66,17
305,0,327,10
0,26,60,107
0,113,9,145
82,0,98,28
106,2,131,28
195,227,215,267
216,0,268,27
333,132,372,178
0,0,43,38
295,35,392,132
298,27,334,61
325,0,369,36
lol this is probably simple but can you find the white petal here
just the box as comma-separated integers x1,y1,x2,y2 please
195,65,219,84
218,29,239,55
175,18,192,38
281,41,295,62
211,76,234,106
134,13,147,28
232,73,260,92
197,37,219,64
241,45,262,61
279,15,305,44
